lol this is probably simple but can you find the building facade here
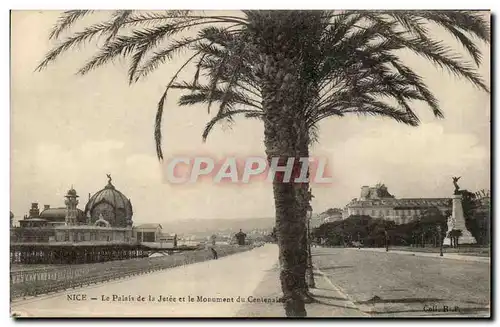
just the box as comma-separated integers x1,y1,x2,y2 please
12,176,134,244
134,223,163,242
343,184,452,225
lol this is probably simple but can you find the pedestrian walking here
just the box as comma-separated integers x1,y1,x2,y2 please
211,247,218,260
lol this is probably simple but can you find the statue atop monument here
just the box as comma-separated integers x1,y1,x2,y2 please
444,176,476,245
104,173,116,190
452,176,461,195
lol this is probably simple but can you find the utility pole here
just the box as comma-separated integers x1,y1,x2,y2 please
306,188,315,288
437,225,443,256
384,228,389,252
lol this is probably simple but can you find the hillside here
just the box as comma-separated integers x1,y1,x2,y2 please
159,217,275,235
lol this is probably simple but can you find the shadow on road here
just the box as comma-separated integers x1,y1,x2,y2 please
357,297,443,304
313,294,350,301
316,265,354,271
311,252,338,257
311,298,359,310
368,306,490,315
356,296,486,306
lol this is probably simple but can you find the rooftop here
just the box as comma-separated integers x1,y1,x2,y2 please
134,223,162,229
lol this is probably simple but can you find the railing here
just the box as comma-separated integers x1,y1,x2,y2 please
10,245,256,300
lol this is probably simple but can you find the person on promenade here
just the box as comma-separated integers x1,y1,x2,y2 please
211,247,218,260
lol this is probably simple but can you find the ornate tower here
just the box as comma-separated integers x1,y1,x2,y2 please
29,203,40,218
64,186,79,226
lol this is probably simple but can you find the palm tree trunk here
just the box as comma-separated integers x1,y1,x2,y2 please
296,140,315,295
273,180,307,316
261,56,307,317
254,13,324,314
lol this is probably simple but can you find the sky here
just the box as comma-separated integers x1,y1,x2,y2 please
10,10,491,225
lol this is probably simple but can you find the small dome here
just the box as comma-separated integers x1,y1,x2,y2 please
66,187,78,197
84,175,133,227
39,207,86,223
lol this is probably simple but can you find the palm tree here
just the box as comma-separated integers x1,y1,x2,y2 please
37,10,489,317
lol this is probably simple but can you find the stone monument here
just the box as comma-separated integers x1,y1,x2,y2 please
443,177,476,245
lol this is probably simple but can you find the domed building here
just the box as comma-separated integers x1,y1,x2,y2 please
84,175,133,228
39,208,87,224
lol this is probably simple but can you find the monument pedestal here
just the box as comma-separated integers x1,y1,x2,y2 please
443,194,476,245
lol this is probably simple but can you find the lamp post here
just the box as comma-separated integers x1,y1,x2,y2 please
437,225,443,256
306,207,315,288
384,228,389,252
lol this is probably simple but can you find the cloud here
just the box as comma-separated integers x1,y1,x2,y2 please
312,123,489,206
12,140,142,217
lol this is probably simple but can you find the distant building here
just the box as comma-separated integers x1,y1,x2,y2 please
19,203,87,228
343,184,451,225
234,229,247,245
134,223,162,242
12,176,134,244
321,208,343,223
310,208,343,228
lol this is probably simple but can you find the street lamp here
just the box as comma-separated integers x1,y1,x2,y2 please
384,228,389,252
437,225,443,256
306,206,315,288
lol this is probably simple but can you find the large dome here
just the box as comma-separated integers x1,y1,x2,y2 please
84,175,133,227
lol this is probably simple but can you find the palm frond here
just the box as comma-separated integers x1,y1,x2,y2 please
133,37,202,82
77,22,206,76
173,82,261,109
154,51,202,160
37,10,490,162
415,11,490,43
49,10,93,40
397,36,489,91
202,109,263,141
389,59,443,117
36,13,239,72
105,10,134,43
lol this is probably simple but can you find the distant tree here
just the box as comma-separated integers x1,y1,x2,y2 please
470,210,490,245
324,208,338,216
459,189,489,244
314,215,400,248
418,207,448,246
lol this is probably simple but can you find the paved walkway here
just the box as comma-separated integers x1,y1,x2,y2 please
349,247,490,263
235,263,367,317
312,247,490,317
11,244,370,318
11,245,278,317
15,244,485,317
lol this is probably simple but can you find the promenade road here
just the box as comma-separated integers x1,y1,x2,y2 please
313,247,490,317
11,244,490,317
11,244,278,317
352,247,490,263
